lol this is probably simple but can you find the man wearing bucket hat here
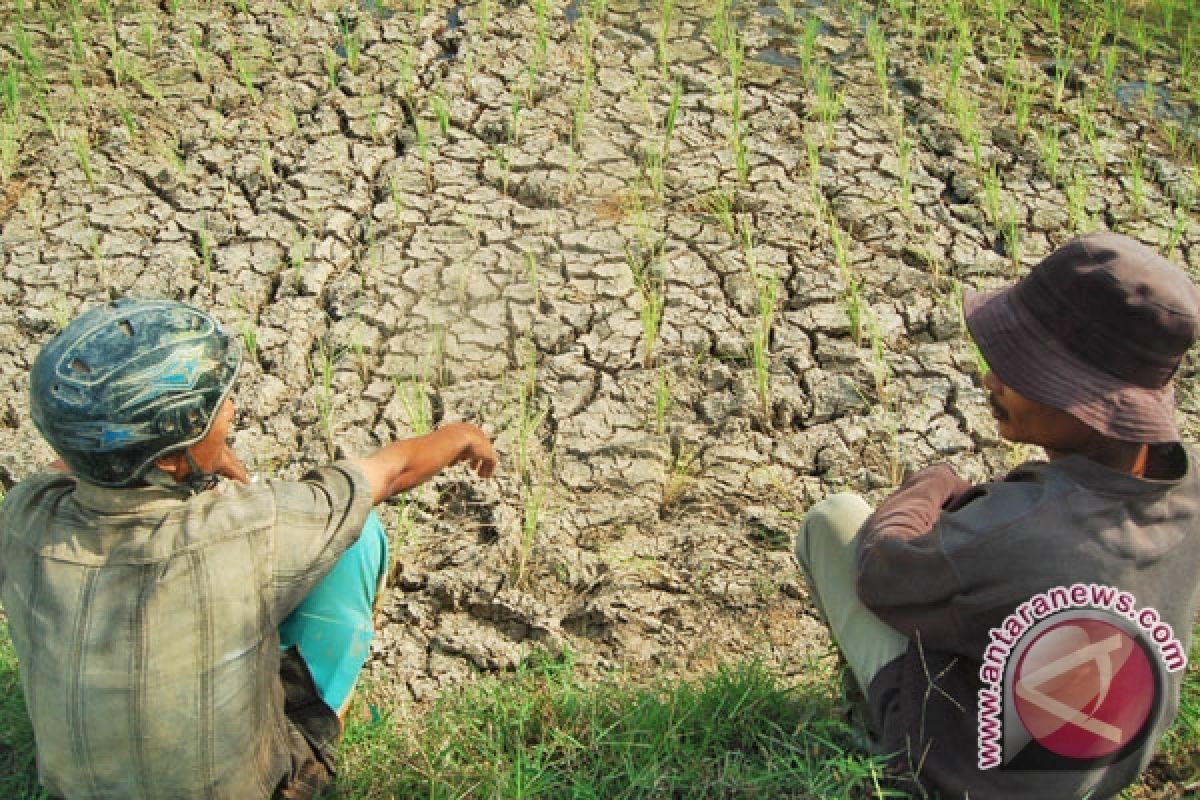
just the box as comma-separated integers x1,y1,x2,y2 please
0,298,497,800
794,232,1200,798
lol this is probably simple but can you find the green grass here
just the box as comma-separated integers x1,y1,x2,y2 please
336,648,893,799
0,622,48,800
3,621,1197,799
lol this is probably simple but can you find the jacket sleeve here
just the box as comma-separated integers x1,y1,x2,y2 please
265,461,376,621
855,464,974,646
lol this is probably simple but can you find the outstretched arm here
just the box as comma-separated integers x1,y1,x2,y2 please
351,422,497,504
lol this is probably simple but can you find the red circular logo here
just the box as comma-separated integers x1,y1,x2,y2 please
1012,618,1155,760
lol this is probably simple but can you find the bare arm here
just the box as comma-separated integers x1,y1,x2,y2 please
351,422,497,504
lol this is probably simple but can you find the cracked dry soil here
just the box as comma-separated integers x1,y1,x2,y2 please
0,0,1197,715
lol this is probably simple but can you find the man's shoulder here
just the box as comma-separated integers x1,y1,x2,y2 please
2,471,76,515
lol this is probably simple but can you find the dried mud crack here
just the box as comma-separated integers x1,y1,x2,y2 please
0,0,1197,738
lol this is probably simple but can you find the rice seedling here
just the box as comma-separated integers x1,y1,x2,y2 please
1001,202,1022,275
777,0,797,27
1038,123,1061,184
431,88,451,137
228,294,259,364
981,163,1002,223
709,0,734,61
1012,77,1035,140
13,26,46,91
310,341,340,458
478,0,492,33
729,93,750,184
0,121,19,186
799,16,821,82
1130,16,1151,61
662,443,699,508
658,0,676,75
997,32,1021,112
654,368,672,434
508,93,523,144
232,50,259,100
190,27,212,81
1166,182,1194,259
66,13,86,63
1051,42,1074,110
1103,0,1125,32
340,18,362,74
197,219,214,283
572,13,596,151
805,132,822,198
830,218,863,344
387,173,407,229
3,64,20,121
1064,168,1092,233
72,132,95,189
896,120,914,218
138,15,157,56
943,35,969,112
645,146,666,201
866,17,889,111
1077,99,1105,168
884,399,906,487
867,309,888,406
845,273,863,346
1166,206,1189,260
703,189,737,237
750,262,779,418
663,78,682,162
394,374,433,435
1158,117,1184,158
624,199,668,369
638,273,666,368
290,231,311,285
534,0,550,69
396,43,416,103
512,363,545,486
50,295,72,331
325,47,339,90
490,144,512,195
413,109,433,190
523,250,541,305
949,91,983,172
812,64,843,143
512,481,546,589
364,95,383,142
88,230,108,286
1128,146,1146,218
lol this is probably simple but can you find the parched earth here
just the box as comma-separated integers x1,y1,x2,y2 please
1,0,1197,721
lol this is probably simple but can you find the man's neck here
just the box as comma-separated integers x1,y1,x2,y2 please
1046,440,1151,476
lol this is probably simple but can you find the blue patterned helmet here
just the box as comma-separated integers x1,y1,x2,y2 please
30,299,242,487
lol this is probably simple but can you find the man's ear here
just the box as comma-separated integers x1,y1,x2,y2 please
154,452,187,478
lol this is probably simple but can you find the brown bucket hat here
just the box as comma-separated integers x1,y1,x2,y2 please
963,231,1200,443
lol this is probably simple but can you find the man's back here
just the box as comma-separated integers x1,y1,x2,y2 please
0,465,372,800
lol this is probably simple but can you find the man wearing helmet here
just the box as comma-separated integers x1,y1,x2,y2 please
0,299,497,800
794,232,1200,798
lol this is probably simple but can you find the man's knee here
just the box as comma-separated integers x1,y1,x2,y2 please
794,492,872,568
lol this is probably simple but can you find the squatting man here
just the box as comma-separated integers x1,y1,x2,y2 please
0,298,497,799
794,231,1200,799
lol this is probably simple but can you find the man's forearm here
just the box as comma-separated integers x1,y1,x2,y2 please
854,464,972,616
861,464,972,548
352,423,494,504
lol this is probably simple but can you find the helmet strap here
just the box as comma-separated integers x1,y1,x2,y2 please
182,450,220,494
